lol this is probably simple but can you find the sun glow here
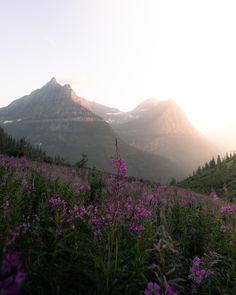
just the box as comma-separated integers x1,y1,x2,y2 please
1,0,236,136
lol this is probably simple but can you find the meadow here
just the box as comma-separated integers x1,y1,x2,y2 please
0,154,236,294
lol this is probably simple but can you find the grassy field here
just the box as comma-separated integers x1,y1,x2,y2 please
0,154,236,294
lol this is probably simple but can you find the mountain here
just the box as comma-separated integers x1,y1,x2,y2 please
77,97,134,125
111,99,219,173
77,98,160,125
0,78,102,121
72,95,121,121
0,78,184,182
129,97,160,116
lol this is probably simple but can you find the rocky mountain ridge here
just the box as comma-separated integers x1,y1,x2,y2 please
0,78,184,182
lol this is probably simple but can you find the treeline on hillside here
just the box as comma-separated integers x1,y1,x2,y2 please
178,152,236,198
0,127,66,165
193,152,236,176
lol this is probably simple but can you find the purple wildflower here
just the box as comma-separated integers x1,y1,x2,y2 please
133,204,151,220
0,252,27,295
55,227,63,237
112,157,127,178
79,183,90,191
220,204,236,215
48,197,66,209
209,192,219,204
144,282,160,295
166,286,179,295
188,256,214,293
128,224,145,232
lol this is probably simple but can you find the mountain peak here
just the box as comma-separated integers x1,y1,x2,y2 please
44,77,60,88
167,98,178,106
132,97,159,114
0,77,103,122
49,77,57,84
63,83,72,90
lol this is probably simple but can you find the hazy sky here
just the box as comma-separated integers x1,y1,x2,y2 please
1,0,236,134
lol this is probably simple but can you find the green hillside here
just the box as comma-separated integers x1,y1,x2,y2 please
0,127,65,165
178,153,236,198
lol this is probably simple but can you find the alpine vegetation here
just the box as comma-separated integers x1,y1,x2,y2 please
0,152,236,294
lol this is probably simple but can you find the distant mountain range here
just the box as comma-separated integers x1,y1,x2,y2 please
82,95,219,172
0,78,184,182
0,78,220,181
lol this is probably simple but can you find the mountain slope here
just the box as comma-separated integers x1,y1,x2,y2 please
0,126,65,164
112,99,219,173
72,95,121,121
178,153,236,198
0,78,184,182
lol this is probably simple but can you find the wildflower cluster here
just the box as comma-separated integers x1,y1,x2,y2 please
144,282,179,295
0,153,236,294
0,252,26,295
188,256,214,293
220,203,236,215
112,156,127,178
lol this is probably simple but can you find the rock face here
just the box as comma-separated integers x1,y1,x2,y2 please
0,78,100,121
0,78,184,182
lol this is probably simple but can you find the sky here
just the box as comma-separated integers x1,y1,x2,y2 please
1,0,236,134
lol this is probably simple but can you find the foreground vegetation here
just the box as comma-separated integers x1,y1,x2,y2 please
0,153,236,294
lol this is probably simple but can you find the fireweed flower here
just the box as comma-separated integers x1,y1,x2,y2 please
220,204,236,215
21,179,28,189
48,197,66,209
55,227,63,237
0,252,27,295
144,282,179,295
128,223,145,232
188,256,214,293
166,286,179,295
144,282,160,295
79,183,90,191
112,157,127,178
209,192,220,204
